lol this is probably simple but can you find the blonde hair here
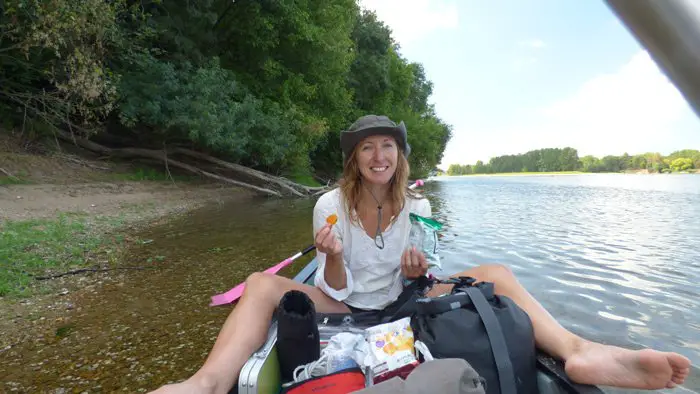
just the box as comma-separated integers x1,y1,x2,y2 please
338,142,420,225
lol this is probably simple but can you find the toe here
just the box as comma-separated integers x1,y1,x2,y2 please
669,353,691,369
671,376,685,384
672,368,690,380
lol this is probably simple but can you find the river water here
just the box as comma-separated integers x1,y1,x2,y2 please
2,174,699,393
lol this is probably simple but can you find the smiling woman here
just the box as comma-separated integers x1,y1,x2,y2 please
338,115,416,250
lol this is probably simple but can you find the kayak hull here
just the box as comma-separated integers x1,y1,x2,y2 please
232,258,603,394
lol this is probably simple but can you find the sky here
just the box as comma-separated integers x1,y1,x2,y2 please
358,0,700,169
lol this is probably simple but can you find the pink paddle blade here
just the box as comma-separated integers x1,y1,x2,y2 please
209,258,294,306
209,283,244,306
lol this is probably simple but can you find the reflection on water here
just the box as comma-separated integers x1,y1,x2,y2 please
2,174,699,393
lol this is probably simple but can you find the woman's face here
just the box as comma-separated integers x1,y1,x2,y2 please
355,135,399,185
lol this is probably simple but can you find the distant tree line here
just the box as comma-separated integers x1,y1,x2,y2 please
446,148,700,175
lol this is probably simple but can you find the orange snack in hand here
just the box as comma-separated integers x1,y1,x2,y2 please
326,214,338,225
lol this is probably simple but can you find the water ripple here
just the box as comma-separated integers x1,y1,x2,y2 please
429,174,700,381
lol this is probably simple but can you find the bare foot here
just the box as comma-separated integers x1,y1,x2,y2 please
565,340,691,389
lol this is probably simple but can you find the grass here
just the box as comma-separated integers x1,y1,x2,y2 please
0,213,126,297
109,167,197,182
0,170,32,185
0,176,32,185
287,170,323,187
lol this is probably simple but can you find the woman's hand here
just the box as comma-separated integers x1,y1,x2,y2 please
401,246,428,279
315,224,343,257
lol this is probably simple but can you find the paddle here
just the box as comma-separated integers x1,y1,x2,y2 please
210,245,317,306
209,179,426,307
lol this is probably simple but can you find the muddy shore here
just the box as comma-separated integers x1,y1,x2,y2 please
1,144,255,365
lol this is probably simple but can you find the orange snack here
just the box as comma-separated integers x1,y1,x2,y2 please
326,214,338,225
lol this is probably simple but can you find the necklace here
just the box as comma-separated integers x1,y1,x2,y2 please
363,182,387,250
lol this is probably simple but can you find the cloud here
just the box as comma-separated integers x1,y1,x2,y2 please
538,50,690,156
358,0,459,46
440,50,695,167
518,39,546,49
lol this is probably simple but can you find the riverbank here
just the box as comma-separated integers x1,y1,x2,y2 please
0,140,256,358
1,181,249,293
0,179,251,339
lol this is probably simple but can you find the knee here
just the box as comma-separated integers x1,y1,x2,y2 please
475,263,514,282
244,272,277,298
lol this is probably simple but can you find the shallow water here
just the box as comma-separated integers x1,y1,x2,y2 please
2,174,699,393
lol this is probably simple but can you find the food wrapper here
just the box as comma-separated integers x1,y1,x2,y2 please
408,213,443,270
364,317,419,383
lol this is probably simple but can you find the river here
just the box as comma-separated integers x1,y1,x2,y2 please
2,173,699,393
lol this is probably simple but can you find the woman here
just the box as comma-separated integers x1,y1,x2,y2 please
152,115,690,394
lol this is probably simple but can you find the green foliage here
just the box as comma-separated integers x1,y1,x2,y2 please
347,10,394,113
449,148,698,175
0,176,30,185
1,0,452,179
117,55,307,169
0,0,145,134
448,148,580,175
109,167,195,182
670,157,694,172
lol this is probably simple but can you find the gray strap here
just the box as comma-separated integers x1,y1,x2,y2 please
465,287,517,394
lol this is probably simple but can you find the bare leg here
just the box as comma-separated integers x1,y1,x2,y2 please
428,264,691,390
149,272,350,394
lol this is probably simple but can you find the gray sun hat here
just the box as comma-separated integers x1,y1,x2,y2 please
340,115,411,162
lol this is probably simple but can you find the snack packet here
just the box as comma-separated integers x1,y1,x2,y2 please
364,317,419,384
323,332,368,373
408,213,443,270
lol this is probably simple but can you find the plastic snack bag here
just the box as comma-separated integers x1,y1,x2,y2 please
364,317,419,384
408,213,443,270
288,332,369,385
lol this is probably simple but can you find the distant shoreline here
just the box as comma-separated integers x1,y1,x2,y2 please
437,170,700,178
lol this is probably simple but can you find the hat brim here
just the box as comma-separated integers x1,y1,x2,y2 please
340,122,411,160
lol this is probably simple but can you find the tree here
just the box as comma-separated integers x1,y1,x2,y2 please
0,0,453,185
0,0,137,135
670,158,694,172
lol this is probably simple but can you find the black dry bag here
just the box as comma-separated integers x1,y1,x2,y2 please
411,277,538,394
276,290,321,382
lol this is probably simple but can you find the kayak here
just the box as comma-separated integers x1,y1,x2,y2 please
233,258,604,394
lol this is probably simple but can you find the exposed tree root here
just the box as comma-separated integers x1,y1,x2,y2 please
52,129,332,197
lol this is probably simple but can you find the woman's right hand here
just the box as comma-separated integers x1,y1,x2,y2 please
401,246,428,279
315,224,343,257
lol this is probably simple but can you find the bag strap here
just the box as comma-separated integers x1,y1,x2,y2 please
464,286,517,394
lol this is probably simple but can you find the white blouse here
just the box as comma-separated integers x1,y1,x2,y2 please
312,188,432,310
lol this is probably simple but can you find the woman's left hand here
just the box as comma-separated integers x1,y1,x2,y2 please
401,246,428,279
